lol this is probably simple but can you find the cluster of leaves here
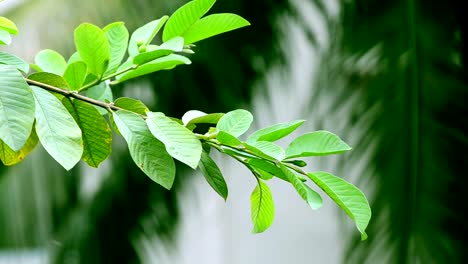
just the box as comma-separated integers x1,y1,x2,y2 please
0,0,370,237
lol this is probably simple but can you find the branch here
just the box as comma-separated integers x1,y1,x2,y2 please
26,78,124,112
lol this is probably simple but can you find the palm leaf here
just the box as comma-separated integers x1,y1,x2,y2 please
328,0,468,263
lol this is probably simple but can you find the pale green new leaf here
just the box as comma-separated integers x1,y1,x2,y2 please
285,130,352,158
146,112,202,169
34,49,67,75
114,97,149,115
216,109,253,137
113,110,175,189
199,151,228,200
67,52,82,64
103,22,129,75
74,23,110,76
0,51,29,73
63,61,87,90
63,99,112,168
0,17,18,34
0,28,11,45
160,36,185,52
244,141,285,161
117,54,191,82
251,180,274,233
28,72,70,90
128,17,169,57
183,14,250,44
246,120,305,143
31,86,83,170
85,82,113,115
217,131,242,146
182,110,206,125
0,65,35,151
162,0,216,42
307,171,371,240
280,164,323,209
0,130,38,166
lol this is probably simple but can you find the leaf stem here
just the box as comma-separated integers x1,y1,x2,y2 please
25,78,124,112
203,137,308,181
79,78,100,92
77,65,137,92
102,65,137,82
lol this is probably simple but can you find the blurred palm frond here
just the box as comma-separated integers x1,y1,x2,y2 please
323,0,468,263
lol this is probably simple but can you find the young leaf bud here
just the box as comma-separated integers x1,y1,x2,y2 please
286,159,307,167
138,45,147,53
136,39,145,47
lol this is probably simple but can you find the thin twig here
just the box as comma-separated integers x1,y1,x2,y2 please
25,78,124,112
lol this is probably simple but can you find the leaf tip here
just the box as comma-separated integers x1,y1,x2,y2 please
361,232,368,241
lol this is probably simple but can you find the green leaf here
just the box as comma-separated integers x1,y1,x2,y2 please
114,97,149,115
217,131,242,146
216,109,253,137
244,141,285,161
103,22,129,75
222,147,257,159
183,14,250,44
128,17,169,57
63,61,87,90
0,51,29,73
67,52,82,64
0,129,38,166
85,82,113,115
250,180,274,233
247,159,288,182
252,167,274,181
146,112,202,169
0,65,35,151
247,120,305,143
0,17,18,34
117,54,191,82
83,73,99,86
0,28,11,45
133,36,185,66
63,99,112,168
31,86,83,170
182,110,224,126
34,49,67,75
113,110,175,189
280,165,323,210
285,130,352,158
162,0,216,42
133,50,173,66
160,36,185,52
198,151,228,200
307,172,371,240
28,72,70,90
74,23,110,76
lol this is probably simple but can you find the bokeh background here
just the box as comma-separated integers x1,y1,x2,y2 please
1,0,467,263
